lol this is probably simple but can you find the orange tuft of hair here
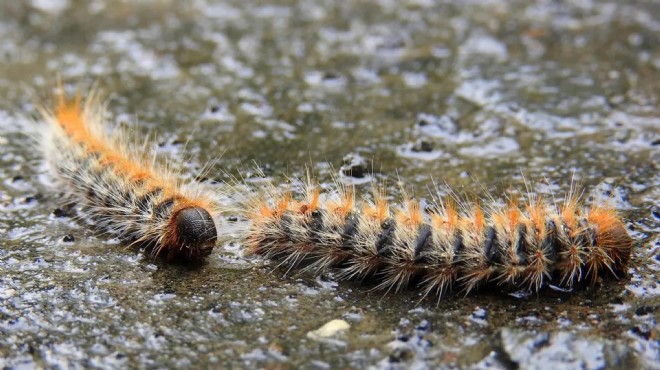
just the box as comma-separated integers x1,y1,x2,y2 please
396,200,423,228
527,198,546,238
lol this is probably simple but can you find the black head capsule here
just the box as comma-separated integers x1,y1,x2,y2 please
169,206,218,261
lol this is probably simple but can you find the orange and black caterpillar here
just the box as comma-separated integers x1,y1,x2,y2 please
244,179,633,298
36,88,219,261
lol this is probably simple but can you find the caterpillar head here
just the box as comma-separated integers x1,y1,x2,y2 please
163,206,218,261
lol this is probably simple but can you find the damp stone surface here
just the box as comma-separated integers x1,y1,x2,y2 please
0,1,659,369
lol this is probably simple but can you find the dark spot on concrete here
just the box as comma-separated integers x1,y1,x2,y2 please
323,71,339,80
634,305,656,316
416,320,430,333
388,346,414,363
411,139,434,152
24,193,42,203
53,206,73,217
340,152,370,178
629,325,652,340
416,117,430,126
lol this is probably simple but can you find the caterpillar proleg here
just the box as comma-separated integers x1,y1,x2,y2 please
35,88,219,261
243,178,633,298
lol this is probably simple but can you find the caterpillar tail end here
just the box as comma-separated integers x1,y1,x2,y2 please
164,206,218,262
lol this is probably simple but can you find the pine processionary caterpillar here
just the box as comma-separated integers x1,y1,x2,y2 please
243,178,633,299
28,86,634,295
35,88,219,261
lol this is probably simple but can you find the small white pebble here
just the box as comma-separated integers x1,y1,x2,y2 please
306,319,350,340
0,288,16,299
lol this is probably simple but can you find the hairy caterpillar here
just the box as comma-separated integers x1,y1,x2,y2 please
35,88,219,261
243,178,633,298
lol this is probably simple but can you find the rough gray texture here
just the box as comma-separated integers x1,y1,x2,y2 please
0,0,658,369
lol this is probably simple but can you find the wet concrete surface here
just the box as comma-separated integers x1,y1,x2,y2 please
0,0,659,368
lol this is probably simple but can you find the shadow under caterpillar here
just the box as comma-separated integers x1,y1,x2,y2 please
243,178,633,299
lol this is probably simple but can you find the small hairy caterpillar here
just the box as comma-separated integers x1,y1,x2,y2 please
35,88,219,261
243,178,633,298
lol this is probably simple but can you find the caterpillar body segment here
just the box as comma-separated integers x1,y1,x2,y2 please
36,88,219,261
244,181,633,298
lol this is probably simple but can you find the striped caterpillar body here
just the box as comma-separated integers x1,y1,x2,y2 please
244,181,633,298
36,89,218,261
